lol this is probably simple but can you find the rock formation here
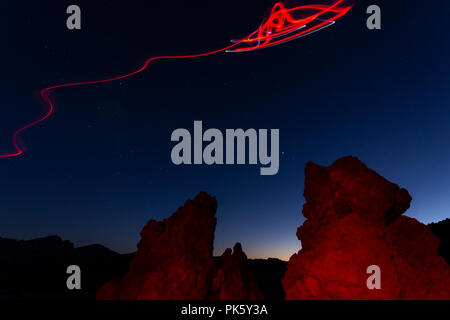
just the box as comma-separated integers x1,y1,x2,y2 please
4,158,450,300
97,192,262,300
283,156,450,299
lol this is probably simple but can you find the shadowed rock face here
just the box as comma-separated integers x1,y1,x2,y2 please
247,258,287,300
283,156,450,300
429,219,450,264
97,192,262,300
210,243,263,300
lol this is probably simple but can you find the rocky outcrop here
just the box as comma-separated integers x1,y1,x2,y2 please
97,192,262,300
282,156,450,300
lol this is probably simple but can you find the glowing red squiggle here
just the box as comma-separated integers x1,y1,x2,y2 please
228,0,352,52
0,1,352,157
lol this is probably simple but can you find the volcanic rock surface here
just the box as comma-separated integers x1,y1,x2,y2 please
282,156,450,299
97,192,262,300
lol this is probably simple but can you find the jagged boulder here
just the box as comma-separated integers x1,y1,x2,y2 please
283,156,450,299
97,192,262,300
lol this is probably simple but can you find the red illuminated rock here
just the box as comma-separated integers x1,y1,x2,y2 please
97,192,261,300
283,156,450,299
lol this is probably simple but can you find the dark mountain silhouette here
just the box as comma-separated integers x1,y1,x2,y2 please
0,236,133,300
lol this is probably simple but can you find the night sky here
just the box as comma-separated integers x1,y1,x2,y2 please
1,0,449,260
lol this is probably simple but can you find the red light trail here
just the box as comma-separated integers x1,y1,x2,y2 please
228,0,352,52
0,1,352,158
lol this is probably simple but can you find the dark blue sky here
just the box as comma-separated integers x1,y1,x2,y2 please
1,0,449,260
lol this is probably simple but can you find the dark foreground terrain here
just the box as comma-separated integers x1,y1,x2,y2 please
0,236,286,300
1,217,448,300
